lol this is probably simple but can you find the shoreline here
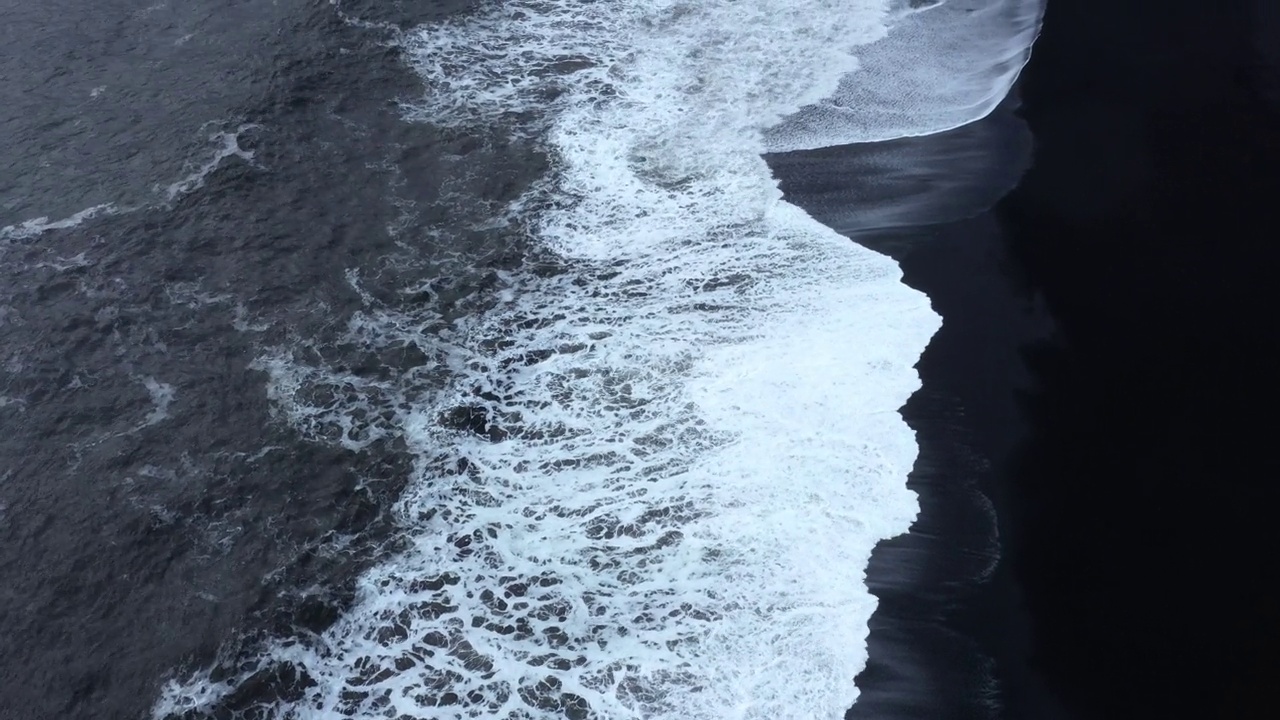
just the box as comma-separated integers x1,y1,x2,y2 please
772,94,1047,719
775,0,1280,717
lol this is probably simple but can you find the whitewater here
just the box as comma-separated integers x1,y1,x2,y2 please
154,0,1042,718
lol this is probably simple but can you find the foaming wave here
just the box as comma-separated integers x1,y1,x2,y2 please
767,0,1046,150
154,1,1040,718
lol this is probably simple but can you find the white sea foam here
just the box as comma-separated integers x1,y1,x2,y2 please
155,1,1040,718
766,0,1046,150
141,376,176,428
3,123,262,246
163,125,260,202
0,203,121,243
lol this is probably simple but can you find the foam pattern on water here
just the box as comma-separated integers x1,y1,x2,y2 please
151,0,1042,718
767,0,1046,150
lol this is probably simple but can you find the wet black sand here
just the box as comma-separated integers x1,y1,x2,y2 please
780,0,1280,718
774,93,1044,720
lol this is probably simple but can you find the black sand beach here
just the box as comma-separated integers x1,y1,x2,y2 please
4,0,1277,718
785,0,1279,717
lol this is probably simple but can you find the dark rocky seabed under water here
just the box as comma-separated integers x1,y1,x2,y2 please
2,0,1278,719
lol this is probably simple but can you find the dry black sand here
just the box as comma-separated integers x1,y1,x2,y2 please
992,1,1280,716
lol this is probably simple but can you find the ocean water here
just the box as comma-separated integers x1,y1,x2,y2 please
0,1,1040,719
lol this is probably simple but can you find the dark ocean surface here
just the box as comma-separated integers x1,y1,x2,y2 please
4,0,1277,719
2,2,512,717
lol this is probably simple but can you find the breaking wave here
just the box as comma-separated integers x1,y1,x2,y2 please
153,1,1041,718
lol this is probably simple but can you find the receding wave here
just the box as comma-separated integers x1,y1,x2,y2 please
153,1,1041,718
767,0,1045,150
